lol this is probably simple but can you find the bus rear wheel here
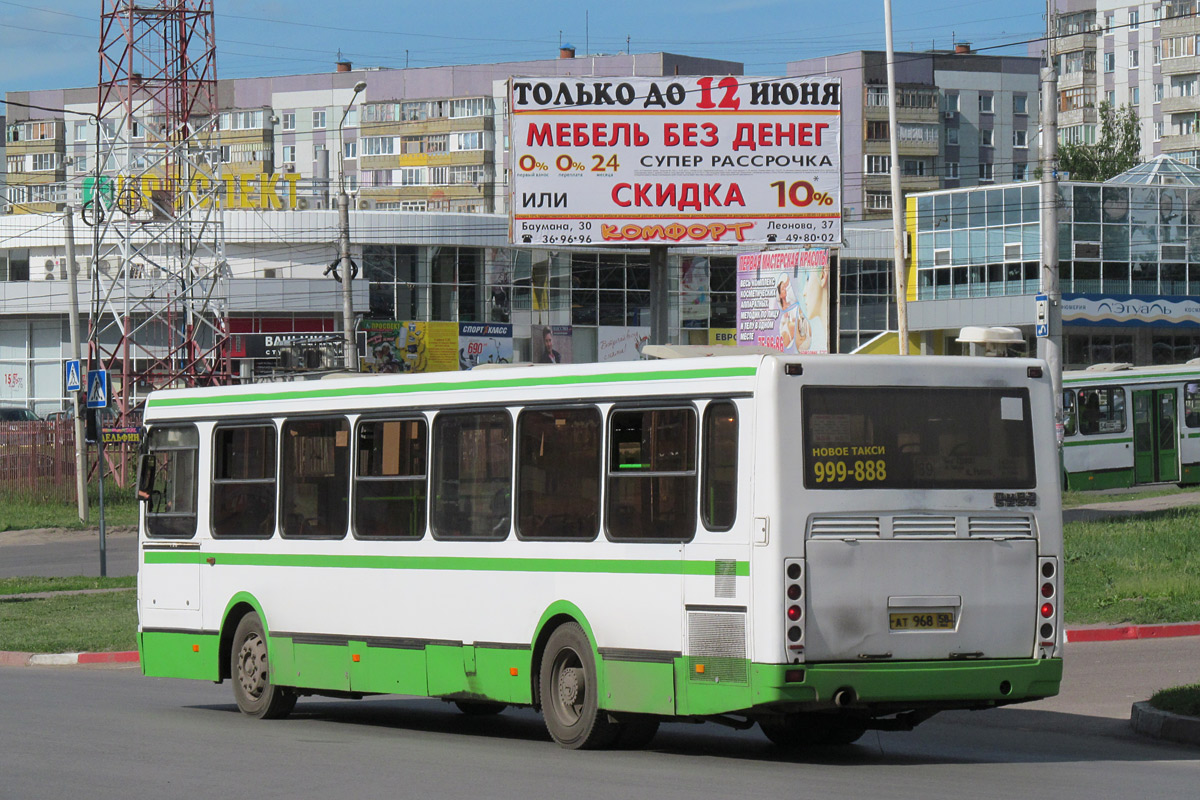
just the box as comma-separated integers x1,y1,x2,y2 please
759,713,865,748
539,622,618,749
231,612,297,720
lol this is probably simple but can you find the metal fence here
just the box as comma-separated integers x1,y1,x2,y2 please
0,421,136,505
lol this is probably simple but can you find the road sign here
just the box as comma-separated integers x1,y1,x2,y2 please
65,359,82,392
87,369,109,409
1035,292,1049,338
1036,323,1049,338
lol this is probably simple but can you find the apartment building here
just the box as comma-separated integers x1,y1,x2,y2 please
789,47,1042,222
3,50,741,217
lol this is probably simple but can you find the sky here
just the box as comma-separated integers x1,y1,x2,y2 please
1,0,1052,97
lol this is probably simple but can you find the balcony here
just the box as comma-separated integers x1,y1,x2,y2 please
1162,95,1200,114
1059,107,1099,127
1161,132,1200,152
1162,14,1200,36
1160,55,1200,76
1058,69,1097,91
864,104,940,124
1054,32,1097,54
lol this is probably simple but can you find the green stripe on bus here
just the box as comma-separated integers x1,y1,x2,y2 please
1063,437,1133,447
146,366,759,409
142,550,750,576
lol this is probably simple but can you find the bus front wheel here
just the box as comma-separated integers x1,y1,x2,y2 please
539,622,618,749
231,612,297,720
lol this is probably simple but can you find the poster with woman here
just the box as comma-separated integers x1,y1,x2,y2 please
735,249,830,354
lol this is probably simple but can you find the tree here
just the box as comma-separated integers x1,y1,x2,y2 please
1057,102,1142,181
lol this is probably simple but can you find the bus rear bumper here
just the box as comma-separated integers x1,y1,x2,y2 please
750,657,1062,711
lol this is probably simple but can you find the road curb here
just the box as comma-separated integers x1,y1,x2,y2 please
1131,701,1200,747
2,650,138,667
1065,622,1200,643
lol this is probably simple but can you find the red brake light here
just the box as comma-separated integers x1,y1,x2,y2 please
1041,583,1053,598
1040,603,1054,618
787,605,801,621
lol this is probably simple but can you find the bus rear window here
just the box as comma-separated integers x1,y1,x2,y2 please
802,386,1036,490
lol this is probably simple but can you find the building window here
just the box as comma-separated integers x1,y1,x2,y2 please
1156,83,1165,102
1132,87,1140,106
1104,52,1115,71
343,140,357,160
981,128,994,147
1130,49,1139,68
344,107,358,128
400,167,423,185
31,153,60,171
312,110,327,129
400,200,427,211
946,161,959,179
902,159,927,176
1163,36,1196,59
1155,121,1164,141
866,191,892,210
943,92,959,112
74,121,88,141
865,155,891,175
1107,90,1116,106
1013,95,1028,115
282,145,296,163
1130,9,1139,29
979,162,994,181
979,93,994,113
282,112,295,130
1013,163,1028,180
1155,45,1162,64
867,120,889,140
1014,129,1028,148
363,136,395,156
946,127,959,145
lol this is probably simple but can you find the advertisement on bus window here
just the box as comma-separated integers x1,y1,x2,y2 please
509,76,841,246
736,249,830,353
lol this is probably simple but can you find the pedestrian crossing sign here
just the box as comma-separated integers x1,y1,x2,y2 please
87,369,109,409
65,359,82,392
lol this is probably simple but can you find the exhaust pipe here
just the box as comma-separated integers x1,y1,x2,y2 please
833,687,857,707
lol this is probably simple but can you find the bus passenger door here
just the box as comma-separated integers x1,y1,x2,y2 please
1157,389,1180,482
1132,391,1156,484
1133,389,1180,483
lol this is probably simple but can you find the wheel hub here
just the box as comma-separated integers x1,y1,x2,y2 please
237,634,268,699
557,666,581,707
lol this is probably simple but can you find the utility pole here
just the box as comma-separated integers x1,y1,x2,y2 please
64,208,87,524
649,245,669,346
338,80,367,371
1040,5,1064,443
884,0,910,354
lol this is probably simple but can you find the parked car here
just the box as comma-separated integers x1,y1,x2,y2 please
0,407,40,424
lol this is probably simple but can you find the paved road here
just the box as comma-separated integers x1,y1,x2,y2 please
0,527,136,578
2,636,1197,800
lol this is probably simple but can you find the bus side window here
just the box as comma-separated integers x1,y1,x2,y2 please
1062,391,1077,437
354,418,428,539
212,424,277,539
432,410,512,540
516,407,601,540
281,418,350,539
606,407,697,542
701,401,738,531
1078,387,1126,436
1186,383,1200,428
143,425,199,539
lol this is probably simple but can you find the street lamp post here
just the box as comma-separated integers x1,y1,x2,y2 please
338,80,367,371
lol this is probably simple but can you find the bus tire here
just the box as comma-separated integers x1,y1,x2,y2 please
613,716,660,749
759,713,865,748
231,612,297,720
453,700,507,716
539,622,618,749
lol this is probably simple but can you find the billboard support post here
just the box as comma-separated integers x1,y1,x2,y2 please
650,245,670,345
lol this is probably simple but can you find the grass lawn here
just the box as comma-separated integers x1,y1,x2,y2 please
1150,685,1200,717
0,483,138,531
0,590,136,653
0,576,135,596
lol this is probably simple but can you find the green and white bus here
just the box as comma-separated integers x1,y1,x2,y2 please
136,352,1063,749
1062,362,1200,491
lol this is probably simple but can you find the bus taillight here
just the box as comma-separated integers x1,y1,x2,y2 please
784,558,805,662
1037,557,1059,651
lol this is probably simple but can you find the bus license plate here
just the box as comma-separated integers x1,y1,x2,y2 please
889,611,955,631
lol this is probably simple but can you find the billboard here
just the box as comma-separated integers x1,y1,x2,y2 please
736,249,831,353
509,76,841,247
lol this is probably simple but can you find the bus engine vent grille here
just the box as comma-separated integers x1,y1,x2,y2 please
714,559,737,598
892,515,957,537
968,516,1034,537
687,611,747,684
809,517,881,537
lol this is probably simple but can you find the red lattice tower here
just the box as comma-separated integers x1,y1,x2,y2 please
91,0,229,437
